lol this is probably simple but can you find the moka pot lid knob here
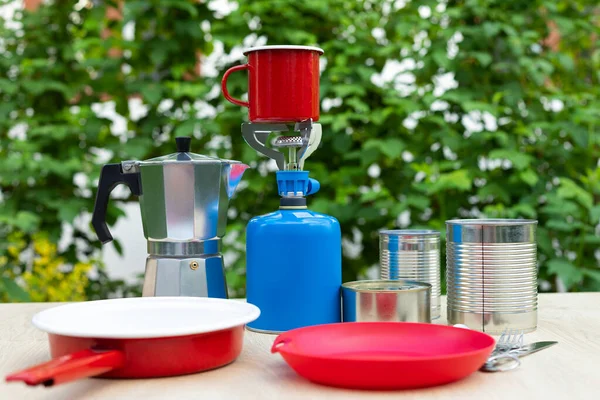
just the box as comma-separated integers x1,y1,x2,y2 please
175,136,191,153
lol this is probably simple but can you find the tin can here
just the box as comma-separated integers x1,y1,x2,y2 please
379,230,441,319
341,280,431,323
446,219,538,334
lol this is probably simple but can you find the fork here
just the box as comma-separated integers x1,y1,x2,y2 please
481,329,524,372
493,328,524,354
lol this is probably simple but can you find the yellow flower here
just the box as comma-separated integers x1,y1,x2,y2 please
20,237,93,302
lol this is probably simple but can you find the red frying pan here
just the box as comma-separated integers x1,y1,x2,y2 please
6,297,260,387
272,322,495,390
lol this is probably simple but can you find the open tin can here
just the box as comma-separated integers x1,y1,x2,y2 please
341,280,431,323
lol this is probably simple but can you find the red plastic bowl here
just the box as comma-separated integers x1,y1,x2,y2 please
271,322,495,390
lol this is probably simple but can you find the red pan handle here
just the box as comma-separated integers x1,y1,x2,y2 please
5,348,125,387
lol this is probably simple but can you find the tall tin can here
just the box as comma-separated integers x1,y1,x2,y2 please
446,219,538,334
379,230,441,319
246,207,341,333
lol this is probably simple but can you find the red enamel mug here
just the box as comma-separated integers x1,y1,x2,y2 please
221,45,323,123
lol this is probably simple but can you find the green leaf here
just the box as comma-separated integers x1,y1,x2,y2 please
462,101,498,115
488,149,533,170
477,183,510,203
139,84,163,106
558,53,575,72
541,200,580,217
0,78,19,95
359,147,380,166
175,119,198,137
590,205,600,224
582,269,600,283
0,277,30,302
584,234,600,245
557,178,593,210
332,134,353,153
406,195,431,210
510,203,536,218
58,206,81,224
537,227,554,255
546,219,577,232
472,52,492,67
381,138,404,159
519,169,538,186
569,128,589,148
12,212,41,233
427,170,472,194
346,97,370,114
482,22,501,37
432,49,449,69
332,84,366,98
112,239,124,257
169,0,199,17
546,258,583,289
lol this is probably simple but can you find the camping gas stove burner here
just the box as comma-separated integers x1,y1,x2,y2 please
272,135,306,171
272,135,304,147
242,119,322,171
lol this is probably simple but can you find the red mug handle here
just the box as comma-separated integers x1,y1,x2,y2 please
221,64,250,108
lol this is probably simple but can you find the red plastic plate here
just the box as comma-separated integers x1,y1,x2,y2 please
271,322,495,390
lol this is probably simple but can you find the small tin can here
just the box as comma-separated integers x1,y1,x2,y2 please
341,280,431,323
446,219,538,334
379,230,441,319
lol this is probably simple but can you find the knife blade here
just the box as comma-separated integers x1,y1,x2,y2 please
481,341,558,372
509,341,558,358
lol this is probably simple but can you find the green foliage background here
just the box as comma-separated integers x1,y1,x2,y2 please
0,0,599,301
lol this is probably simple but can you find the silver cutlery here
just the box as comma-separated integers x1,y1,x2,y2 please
481,341,558,372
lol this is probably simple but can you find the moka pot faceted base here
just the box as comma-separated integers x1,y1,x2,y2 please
142,253,228,298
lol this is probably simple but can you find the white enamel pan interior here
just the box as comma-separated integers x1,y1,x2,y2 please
32,297,261,339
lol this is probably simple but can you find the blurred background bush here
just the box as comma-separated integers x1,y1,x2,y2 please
0,0,599,302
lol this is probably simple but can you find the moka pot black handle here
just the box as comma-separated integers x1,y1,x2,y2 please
91,163,142,244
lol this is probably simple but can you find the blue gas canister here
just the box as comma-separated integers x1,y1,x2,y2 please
246,171,341,333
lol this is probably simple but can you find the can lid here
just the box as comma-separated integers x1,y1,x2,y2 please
341,280,431,293
446,219,537,244
445,219,537,226
379,229,440,237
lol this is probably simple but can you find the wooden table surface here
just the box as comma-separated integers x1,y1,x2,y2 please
0,293,599,400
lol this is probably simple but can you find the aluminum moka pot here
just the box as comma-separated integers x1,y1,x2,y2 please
92,136,248,298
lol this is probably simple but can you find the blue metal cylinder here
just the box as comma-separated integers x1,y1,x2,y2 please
246,208,341,333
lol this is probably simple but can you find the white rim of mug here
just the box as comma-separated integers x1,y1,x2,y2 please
243,45,324,55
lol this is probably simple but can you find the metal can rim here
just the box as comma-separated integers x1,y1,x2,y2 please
342,279,431,293
445,218,538,226
379,229,440,237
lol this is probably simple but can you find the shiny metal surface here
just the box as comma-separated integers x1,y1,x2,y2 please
242,121,321,171
125,139,247,299
341,280,431,323
135,154,247,247
379,230,441,319
142,255,228,298
147,239,221,257
481,340,557,372
446,219,538,334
